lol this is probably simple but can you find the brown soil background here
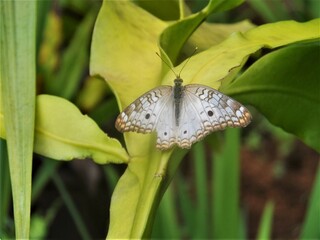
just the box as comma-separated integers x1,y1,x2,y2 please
241,141,319,239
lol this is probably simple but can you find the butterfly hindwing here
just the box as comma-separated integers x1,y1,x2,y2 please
155,96,177,150
176,95,206,148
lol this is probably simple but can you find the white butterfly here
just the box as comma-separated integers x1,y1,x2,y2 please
115,76,252,150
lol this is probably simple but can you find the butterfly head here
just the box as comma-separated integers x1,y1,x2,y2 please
174,77,183,87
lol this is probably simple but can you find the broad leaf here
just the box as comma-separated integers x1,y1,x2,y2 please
0,95,129,164
184,20,255,52
223,41,320,152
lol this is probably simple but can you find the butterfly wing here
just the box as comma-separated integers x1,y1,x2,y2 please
176,84,252,148
115,86,173,134
116,84,251,150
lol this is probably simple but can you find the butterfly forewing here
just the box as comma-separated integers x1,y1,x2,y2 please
115,86,172,134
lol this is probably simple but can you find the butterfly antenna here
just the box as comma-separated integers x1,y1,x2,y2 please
178,47,198,77
155,52,178,77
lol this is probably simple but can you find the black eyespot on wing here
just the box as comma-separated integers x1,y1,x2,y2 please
208,110,213,117
164,132,167,136
184,130,187,134
145,113,150,119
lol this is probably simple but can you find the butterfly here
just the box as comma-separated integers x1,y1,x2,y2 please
115,76,252,150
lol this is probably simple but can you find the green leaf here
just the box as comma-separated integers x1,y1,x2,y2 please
34,95,128,164
185,19,255,52
247,0,290,22
35,0,51,53
31,159,60,202
300,166,320,239
257,201,274,240
213,128,240,238
0,1,36,238
45,7,98,99
193,142,209,238
134,0,181,21
0,140,11,235
30,214,48,239
160,0,243,65
206,0,244,13
224,41,320,152
76,76,110,111
151,185,180,238
160,0,245,64
0,95,129,164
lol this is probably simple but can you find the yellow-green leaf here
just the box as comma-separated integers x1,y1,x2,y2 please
35,95,128,164
184,20,256,53
162,19,320,91
0,95,129,164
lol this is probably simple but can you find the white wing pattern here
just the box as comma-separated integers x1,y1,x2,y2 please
115,86,173,133
170,84,251,149
115,83,251,150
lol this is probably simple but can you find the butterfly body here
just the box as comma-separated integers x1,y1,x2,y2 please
173,78,183,126
115,78,251,150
